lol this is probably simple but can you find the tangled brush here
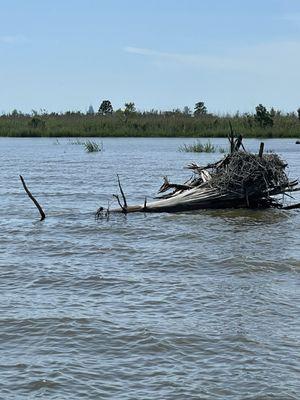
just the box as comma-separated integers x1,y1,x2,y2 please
209,152,290,197
96,135,300,215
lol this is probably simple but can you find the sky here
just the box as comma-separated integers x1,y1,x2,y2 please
1,0,300,114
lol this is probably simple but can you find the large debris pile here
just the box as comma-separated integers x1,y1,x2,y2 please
209,152,289,198
97,138,300,215
177,151,297,208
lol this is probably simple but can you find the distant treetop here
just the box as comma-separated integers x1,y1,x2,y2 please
98,100,113,115
194,101,207,116
124,102,136,115
255,104,274,128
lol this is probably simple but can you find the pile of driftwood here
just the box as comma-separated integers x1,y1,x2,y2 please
18,133,299,221
96,136,300,216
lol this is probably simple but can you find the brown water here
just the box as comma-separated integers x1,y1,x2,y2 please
0,137,299,399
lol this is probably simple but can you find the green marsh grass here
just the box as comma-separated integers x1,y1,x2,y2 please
179,140,216,153
83,140,102,152
0,112,300,138
179,140,229,153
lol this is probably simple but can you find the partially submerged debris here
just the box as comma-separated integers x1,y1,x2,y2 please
20,175,46,220
96,135,299,216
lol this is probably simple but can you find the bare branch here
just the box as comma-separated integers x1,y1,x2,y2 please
258,142,264,158
117,174,128,209
19,175,46,221
113,194,127,213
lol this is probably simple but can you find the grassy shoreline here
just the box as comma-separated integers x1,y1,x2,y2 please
1,113,300,138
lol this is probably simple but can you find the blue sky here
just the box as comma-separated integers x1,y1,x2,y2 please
1,0,300,114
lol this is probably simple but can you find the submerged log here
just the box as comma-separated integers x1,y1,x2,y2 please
109,188,249,213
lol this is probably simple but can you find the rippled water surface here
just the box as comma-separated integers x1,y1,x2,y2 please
0,137,299,399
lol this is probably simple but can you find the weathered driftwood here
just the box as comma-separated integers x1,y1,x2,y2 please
96,138,300,216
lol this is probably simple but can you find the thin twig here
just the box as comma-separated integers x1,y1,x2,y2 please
228,121,235,154
117,174,128,209
113,194,127,213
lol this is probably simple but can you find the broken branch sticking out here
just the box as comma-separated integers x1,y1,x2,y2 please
113,194,127,213
117,174,128,209
19,175,46,221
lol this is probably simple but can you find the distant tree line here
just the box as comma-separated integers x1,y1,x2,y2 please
3,100,300,123
1,100,300,138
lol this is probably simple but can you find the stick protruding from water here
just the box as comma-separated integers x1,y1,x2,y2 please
19,175,46,221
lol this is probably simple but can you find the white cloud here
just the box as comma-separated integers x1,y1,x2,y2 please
124,41,300,78
124,46,237,70
123,42,300,111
